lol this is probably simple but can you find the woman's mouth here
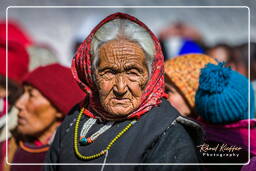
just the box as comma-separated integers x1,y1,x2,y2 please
111,98,130,104
17,117,27,125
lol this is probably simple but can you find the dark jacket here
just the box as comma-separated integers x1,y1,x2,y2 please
44,99,203,171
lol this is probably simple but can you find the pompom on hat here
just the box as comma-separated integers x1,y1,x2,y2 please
195,62,255,124
23,64,85,114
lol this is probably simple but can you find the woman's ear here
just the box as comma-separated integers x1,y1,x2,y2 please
55,112,63,120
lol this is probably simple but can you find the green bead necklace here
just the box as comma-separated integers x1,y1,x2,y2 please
74,107,137,160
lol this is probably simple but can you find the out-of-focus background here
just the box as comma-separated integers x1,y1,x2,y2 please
0,0,255,66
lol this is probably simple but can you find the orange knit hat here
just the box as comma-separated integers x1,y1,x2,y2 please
164,54,217,109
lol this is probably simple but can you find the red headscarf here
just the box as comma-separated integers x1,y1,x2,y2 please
71,12,165,120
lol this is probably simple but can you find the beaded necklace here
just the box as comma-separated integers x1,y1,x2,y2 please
74,108,137,160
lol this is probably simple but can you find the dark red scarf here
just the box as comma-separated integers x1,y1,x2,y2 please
71,12,165,120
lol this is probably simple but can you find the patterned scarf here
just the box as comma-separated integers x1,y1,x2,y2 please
71,12,165,120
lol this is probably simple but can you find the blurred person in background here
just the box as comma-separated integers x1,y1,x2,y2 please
164,54,217,119
251,42,256,117
227,43,249,78
195,63,255,171
0,64,84,171
228,42,256,117
0,20,32,112
1,19,60,71
159,22,205,60
0,20,32,143
0,32,30,142
250,43,256,81
0,20,61,142
206,43,234,62
0,20,33,48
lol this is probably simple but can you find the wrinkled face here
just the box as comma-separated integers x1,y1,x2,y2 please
15,86,62,136
165,82,191,116
95,39,149,116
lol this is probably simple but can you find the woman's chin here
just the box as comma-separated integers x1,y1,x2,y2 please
17,126,36,136
107,106,133,116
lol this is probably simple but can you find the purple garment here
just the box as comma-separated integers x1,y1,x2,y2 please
240,156,256,171
11,142,48,171
198,119,256,156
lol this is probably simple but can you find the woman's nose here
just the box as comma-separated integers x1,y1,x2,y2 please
113,74,128,97
15,93,28,111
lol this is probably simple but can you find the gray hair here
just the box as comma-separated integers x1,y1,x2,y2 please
90,19,155,75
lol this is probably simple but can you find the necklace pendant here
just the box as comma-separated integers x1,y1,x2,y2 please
80,137,93,145
80,137,87,145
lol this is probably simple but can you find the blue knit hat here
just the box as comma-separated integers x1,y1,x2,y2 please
195,63,255,124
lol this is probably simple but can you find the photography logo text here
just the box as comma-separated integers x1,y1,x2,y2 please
197,143,242,157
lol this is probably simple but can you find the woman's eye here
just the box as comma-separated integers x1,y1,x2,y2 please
100,70,116,79
128,72,137,76
165,88,170,93
127,70,141,81
104,70,116,77
165,86,174,93
127,70,139,76
106,70,115,74
28,91,35,98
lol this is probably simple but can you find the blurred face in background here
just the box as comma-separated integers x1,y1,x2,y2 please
207,47,229,62
16,86,62,137
228,45,249,78
0,86,6,98
165,80,191,116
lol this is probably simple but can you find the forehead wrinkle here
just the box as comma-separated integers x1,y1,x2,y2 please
114,40,144,57
99,45,116,66
99,39,146,69
102,39,144,55
124,62,145,72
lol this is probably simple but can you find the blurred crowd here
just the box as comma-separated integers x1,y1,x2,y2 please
0,16,255,171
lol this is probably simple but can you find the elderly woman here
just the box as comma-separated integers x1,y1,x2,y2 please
0,64,84,171
45,13,202,171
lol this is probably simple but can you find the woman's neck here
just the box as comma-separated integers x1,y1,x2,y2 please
37,121,61,145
